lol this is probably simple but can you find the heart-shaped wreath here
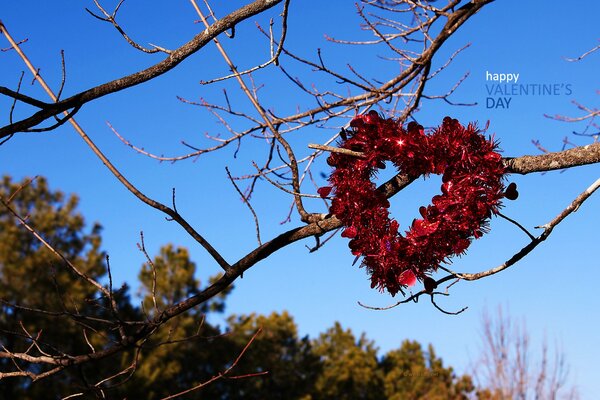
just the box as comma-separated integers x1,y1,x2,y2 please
319,112,510,296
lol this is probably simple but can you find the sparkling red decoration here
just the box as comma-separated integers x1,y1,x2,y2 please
320,112,508,296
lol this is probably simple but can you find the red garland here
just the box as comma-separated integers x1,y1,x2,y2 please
319,112,508,296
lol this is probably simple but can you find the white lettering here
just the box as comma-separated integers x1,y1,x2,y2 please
485,71,520,84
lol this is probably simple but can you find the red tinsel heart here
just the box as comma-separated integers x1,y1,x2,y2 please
320,112,508,296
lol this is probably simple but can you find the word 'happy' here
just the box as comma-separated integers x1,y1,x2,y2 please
486,71,520,84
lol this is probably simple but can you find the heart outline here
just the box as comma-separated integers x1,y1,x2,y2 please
321,113,507,296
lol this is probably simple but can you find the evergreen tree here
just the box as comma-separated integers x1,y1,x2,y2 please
0,176,113,398
381,340,475,400
311,322,385,400
220,311,321,400
116,244,231,399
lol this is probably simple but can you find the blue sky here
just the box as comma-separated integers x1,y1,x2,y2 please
2,0,599,397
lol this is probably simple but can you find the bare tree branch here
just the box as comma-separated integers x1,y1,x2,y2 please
0,0,284,138
159,328,266,400
0,26,231,271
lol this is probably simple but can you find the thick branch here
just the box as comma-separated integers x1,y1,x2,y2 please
505,143,600,174
0,86,51,108
314,141,600,175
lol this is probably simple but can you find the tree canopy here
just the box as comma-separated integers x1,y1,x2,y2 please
1,175,484,399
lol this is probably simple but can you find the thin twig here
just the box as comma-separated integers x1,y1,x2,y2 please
308,143,365,158
497,211,535,241
159,328,266,400
226,166,262,245
565,42,600,62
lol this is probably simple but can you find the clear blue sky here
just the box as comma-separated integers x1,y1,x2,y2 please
2,1,599,397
